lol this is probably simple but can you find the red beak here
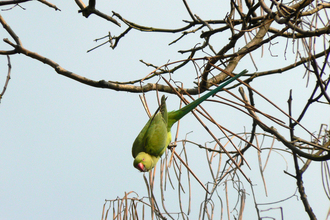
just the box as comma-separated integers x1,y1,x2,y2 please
137,163,145,172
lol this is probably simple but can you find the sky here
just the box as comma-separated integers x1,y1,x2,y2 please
0,1,329,220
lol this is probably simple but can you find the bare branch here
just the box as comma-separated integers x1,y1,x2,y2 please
75,0,121,26
37,0,60,11
0,0,31,6
0,55,11,102
239,87,330,161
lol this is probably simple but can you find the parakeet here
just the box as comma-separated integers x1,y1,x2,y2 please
132,70,247,172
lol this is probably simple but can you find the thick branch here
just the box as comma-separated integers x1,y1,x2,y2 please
2,38,232,94
201,19,272,89
0,0,30,6
293,153,317,219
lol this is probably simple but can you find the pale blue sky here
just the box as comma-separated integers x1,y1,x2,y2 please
0,1,329,219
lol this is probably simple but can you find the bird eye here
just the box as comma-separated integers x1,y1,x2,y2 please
142,158,145,161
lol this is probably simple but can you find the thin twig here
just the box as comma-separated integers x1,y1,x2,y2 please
0,55,12,103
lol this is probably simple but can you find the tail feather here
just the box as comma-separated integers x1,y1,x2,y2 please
167,69,247,129
160,95,168,124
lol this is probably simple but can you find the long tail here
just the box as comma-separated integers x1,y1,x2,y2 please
167,69,248,129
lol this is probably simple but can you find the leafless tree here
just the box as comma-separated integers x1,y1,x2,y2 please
1,0,329,219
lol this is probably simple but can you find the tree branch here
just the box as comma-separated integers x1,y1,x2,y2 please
0,55,11,102
239,86,330,161
75,0,120,26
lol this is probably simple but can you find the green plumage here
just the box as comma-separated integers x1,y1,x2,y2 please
132,70,247,172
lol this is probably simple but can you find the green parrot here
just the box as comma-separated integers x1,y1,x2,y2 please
132,70,247,172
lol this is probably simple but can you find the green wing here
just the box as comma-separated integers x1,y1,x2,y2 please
167,69,247,130
132,96,168,171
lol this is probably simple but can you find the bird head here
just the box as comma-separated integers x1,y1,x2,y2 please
133,152,154,172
